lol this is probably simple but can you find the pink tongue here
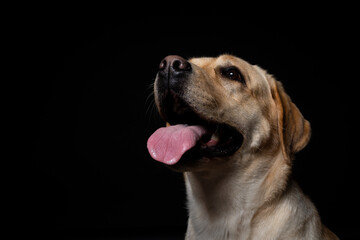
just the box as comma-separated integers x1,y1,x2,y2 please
147,124,207,165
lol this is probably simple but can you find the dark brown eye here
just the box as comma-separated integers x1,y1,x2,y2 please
222,67,244,83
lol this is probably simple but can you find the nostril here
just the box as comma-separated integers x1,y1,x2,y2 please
172,59,181,71
159,59,167,70
159,55,191,73
172,59,191,71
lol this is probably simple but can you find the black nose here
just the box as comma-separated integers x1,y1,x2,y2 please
157,55,192,93
159,55,191,73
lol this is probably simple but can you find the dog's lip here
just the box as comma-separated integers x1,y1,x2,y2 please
159,92,243,161
196,124,243,156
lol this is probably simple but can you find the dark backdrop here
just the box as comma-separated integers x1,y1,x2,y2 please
25,14,358,239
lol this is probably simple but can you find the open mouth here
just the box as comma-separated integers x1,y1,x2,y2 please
147,91,243,166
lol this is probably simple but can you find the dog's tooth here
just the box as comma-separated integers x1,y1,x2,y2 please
211,134,219,142
205,134,219,147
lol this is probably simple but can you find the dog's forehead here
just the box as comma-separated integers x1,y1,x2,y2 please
189,55,250,70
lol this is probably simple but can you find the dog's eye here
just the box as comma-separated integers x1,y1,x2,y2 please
222,67,244,83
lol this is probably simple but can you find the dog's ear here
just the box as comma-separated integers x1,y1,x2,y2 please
271,80,311,158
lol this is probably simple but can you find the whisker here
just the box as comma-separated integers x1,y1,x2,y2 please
145,91,154,105
145,81,161,125
146,81,155,91
145,97,156,118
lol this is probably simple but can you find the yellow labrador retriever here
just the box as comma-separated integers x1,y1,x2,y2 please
147,54,339,240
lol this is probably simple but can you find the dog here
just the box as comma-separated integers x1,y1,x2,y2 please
147,54,339,239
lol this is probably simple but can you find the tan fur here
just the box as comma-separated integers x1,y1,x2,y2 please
156,54,338,239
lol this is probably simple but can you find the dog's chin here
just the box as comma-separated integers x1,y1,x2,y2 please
159,91,244,172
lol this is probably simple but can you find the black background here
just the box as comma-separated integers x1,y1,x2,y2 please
23,12,358,239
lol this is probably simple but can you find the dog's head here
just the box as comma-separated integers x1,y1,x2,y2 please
147,54,311,172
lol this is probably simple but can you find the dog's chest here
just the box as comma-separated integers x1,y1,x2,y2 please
188,208,254,240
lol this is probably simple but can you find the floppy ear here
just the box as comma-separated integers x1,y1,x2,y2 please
272,80,311,158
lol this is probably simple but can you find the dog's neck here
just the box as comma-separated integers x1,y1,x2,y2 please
184,150,290,239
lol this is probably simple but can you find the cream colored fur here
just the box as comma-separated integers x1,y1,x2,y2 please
155,54,338,240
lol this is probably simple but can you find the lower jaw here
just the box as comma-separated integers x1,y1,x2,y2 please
167,138,243,172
